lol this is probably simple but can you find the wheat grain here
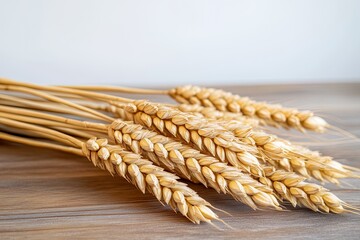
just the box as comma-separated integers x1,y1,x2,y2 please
169,85,328,132
108,120,281,210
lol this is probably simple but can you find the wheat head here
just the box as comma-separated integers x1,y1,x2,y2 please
82,137,220,224
259,166,349,213
169,85,328,132
236,129,357,184
112,100,264,177
115,101,356,183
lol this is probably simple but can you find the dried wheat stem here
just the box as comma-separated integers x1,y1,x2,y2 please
112,100,264,176
0,105,108,131
61,85,168,95
0,77,132,103
0,84,114,122
0,111,99,134
169,85,329,132
0,131,84,156
0,116,83,148
0,93,106,120
108,120,281,210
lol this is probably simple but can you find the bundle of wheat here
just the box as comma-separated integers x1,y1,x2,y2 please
0,77,358,226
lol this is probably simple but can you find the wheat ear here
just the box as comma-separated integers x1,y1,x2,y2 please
221,125,358,184
169,85,328,132
112,100,264,176
108,119,281,210
259,166,351,214
83,137,221,224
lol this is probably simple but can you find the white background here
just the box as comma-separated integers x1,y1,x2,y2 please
0,0,359,87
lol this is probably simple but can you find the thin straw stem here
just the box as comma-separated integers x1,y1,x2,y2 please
0,114,96,140
61,85,169,95
0,117,83,147
0,112,83,128
0,85,114,122
0,105,108,131
0,94,106,120
0,78,133,103
0,131,84,156
52,127,95,139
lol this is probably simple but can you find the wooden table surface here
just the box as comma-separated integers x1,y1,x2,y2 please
0,83,359,239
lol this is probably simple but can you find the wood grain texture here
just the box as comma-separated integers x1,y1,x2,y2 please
0,83,359,239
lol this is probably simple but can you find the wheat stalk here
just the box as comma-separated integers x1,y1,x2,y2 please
168,85,329,132
108,119,281,210
39,81,328,133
